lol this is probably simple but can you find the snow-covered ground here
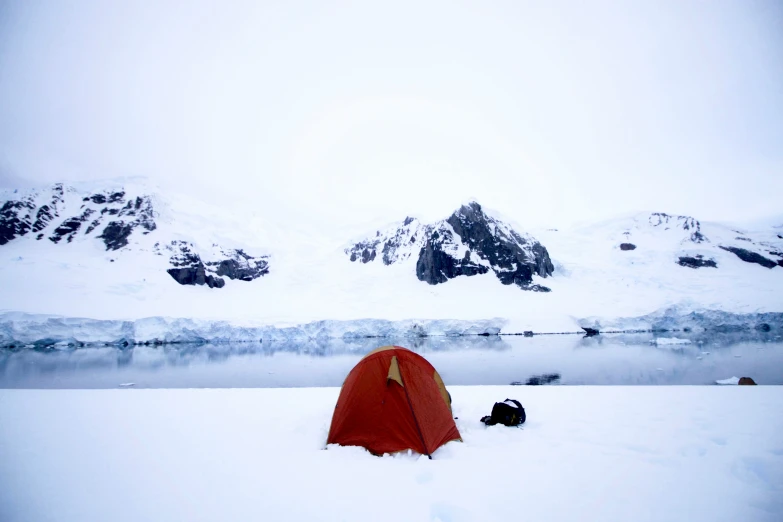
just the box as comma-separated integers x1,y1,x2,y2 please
1,386,781,522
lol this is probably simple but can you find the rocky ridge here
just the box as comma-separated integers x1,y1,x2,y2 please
155,240,269,289
0,183,270,289
0,183,156,250
647,212,706,243
346,201,554,291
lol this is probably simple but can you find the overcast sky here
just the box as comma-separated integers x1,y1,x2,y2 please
0,0,781,229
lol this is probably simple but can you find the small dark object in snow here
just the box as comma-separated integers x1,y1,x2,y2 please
620,243,636,251
525,373,561,385
481,399,526,426
582,327,599,336
523,331,534,337
755,323,771,332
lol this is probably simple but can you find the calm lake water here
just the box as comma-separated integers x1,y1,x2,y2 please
1,332,781,388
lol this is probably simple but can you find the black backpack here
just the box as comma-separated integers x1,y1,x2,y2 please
481,399,526,426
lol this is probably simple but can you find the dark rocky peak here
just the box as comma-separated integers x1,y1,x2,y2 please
156,240,270,289
415,222,490,284
347,201,554,291
438,201,554,290
648,212,706,243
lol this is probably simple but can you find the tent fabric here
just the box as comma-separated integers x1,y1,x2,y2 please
327,346,462,457
387,356,403,387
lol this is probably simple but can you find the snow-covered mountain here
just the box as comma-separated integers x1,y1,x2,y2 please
556,210,783,273
0,179,781,337
0,182,269,289
608,211,782,270
345,201,554,291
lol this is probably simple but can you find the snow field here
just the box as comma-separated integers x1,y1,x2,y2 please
1,386,781,522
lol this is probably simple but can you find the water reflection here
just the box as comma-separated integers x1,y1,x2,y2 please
0,332,781,388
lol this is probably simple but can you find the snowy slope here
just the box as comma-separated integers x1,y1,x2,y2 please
1,179,782,335
529,212,783,330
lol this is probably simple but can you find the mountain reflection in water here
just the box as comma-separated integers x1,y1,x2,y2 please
1,332,781,388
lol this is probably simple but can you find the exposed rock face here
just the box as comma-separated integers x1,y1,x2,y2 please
416,230,490,284
0,184,156,250
32,184,64,233
93,195,156,251
98,221,135,250
346,201,554,291
444,202,553,290
0,197,37,245
1,183,271,290
167,265,226,289
209,250,269,282
49,209,96,244
348,216,422,265
738,377,757,385
677,255,717,269
620,243,637,251
648,213,706,243
719,246,777,269
157,240,269,289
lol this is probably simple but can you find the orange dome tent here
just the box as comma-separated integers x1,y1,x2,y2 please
327,346,461,457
